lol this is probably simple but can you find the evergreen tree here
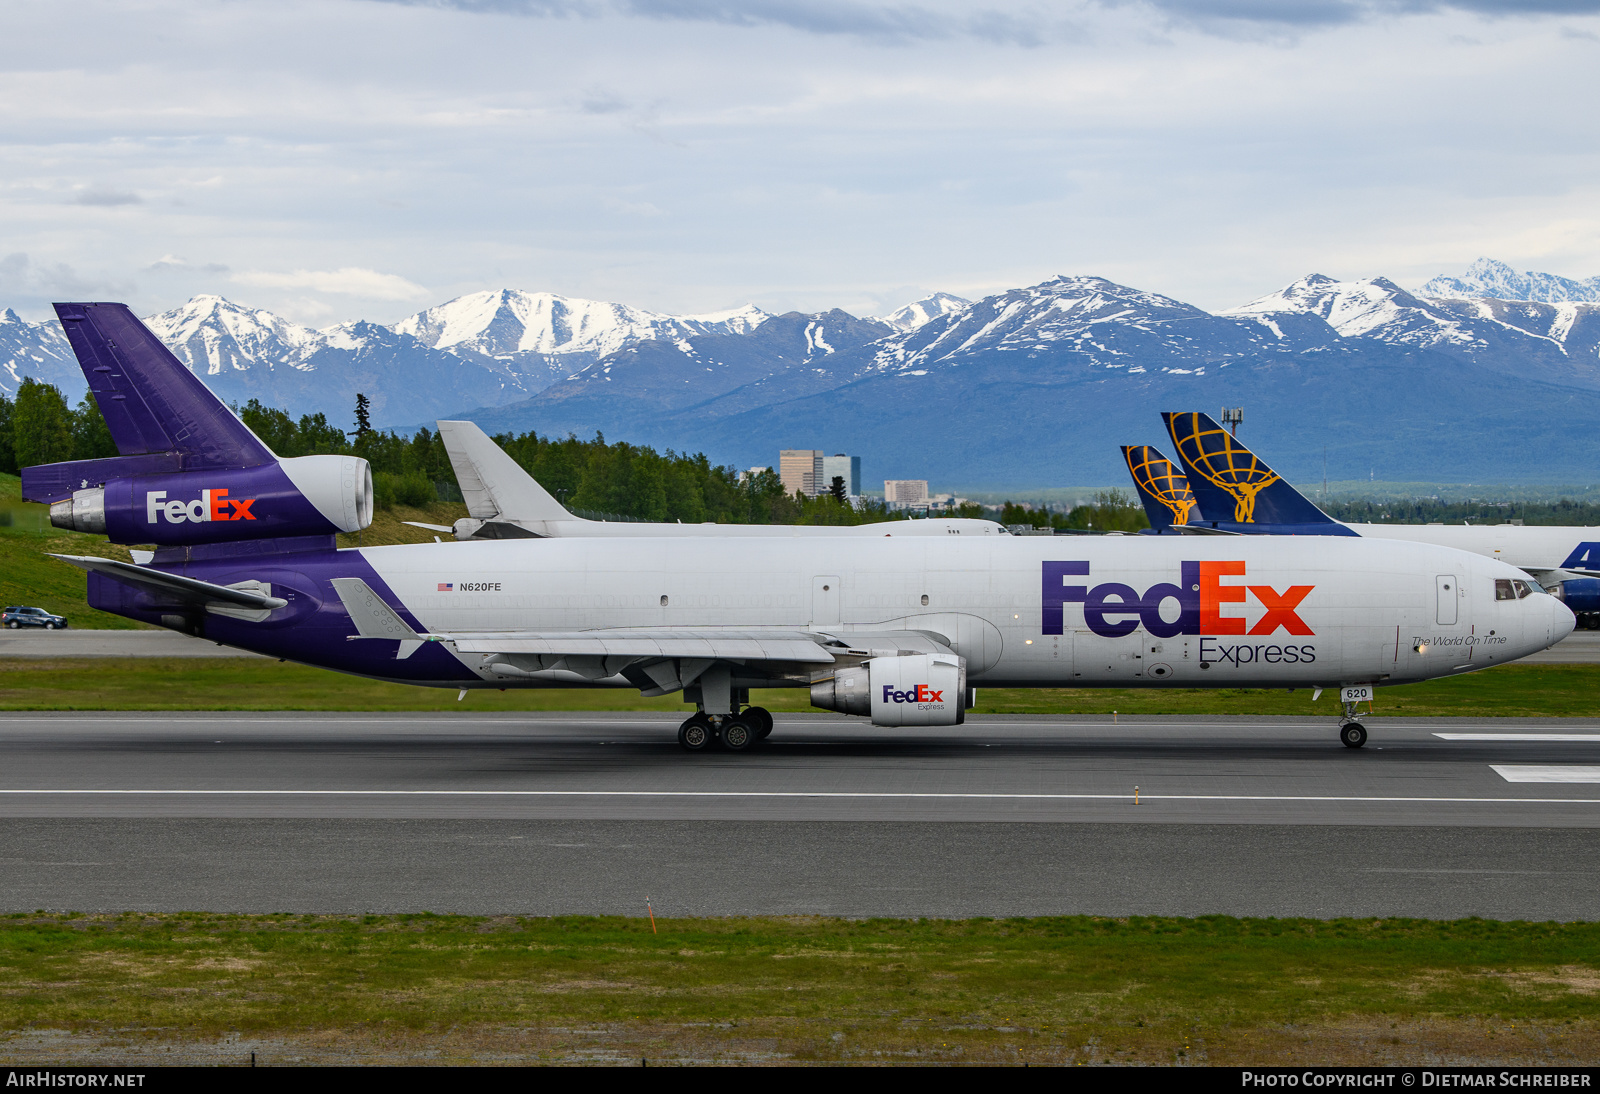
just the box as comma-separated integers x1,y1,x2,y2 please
71,394,119,460
12,379,74,469
829,475,848,503
353,392,373,437
0,394,15,476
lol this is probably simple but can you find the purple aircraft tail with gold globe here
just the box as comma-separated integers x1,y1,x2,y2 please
1161,411,1356,536
1121,445,1198,533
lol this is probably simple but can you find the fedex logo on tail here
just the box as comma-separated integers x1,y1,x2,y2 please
884,684,944,704
144,489,257,524
1042,561,1314,638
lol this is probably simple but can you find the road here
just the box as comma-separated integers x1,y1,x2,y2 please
3,712,1600,917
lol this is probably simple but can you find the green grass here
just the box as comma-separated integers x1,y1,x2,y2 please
2,913,1598,1064
0,657,1597,715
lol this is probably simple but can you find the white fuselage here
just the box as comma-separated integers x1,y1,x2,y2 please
357,532,1570,690
1350,523,1600,577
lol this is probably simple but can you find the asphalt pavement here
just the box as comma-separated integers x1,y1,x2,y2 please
3,711,1600,918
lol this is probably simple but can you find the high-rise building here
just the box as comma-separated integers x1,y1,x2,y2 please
779,450,824,497
884,479,929,507
820,453,861,498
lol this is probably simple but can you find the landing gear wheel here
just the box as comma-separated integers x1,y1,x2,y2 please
678,714,712,752
743,706,773,739
720,719,755,752
1340,722,1368,749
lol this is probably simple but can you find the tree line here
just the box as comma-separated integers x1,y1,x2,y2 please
0,383,916,524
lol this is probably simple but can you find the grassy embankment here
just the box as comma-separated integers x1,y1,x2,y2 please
2,914,1599,1065
0,657,1597,715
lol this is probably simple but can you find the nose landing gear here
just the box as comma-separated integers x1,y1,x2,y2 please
1339,695,1368,749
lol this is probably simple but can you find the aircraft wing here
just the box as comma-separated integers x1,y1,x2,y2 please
447,630,836,662
51,553,288,621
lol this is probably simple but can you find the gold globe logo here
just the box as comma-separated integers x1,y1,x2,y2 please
1166,412,1279,523
1123,445,1196,525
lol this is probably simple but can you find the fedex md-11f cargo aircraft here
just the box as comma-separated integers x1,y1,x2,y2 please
23,304,1573,751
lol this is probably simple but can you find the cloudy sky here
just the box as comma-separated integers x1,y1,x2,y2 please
2,0,1598,325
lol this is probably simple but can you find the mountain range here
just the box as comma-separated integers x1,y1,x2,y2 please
2,258,1599,486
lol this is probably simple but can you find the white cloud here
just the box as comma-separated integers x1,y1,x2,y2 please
232,267,430,300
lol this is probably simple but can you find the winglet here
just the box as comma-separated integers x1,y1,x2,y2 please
1121,445,1196,532
436,421,575,524
329,577,428,659
1163,412,1340,527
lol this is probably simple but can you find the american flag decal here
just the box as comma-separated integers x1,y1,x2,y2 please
438,582,453,592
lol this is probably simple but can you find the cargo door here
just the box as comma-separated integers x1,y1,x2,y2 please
1072,630,1147,681
811,575,841,627
1436,574,1458,626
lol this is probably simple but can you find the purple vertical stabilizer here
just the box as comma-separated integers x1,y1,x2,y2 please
53,302,274,468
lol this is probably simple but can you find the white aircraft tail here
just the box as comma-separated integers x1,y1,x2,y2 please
436,420,575,524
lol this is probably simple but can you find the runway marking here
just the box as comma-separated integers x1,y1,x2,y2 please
1492,766,1600,783
0,789,1598,805
1437,734,1600,742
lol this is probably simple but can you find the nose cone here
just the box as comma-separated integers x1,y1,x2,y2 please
1550,595,1577,647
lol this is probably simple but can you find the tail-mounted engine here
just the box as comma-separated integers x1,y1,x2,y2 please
41,454,372,545
810,652,968,726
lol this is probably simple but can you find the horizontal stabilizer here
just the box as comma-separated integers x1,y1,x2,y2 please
402,521,455,533
329,577,429,659
51,554,286,621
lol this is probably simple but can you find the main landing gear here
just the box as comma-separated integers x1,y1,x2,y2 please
1339,696,1367,749
677,706,774,753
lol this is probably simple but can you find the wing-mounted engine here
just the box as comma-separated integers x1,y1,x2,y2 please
39,455,373,545
810,652,968,726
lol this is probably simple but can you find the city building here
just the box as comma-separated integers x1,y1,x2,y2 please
779,450,824,497
820,453,861,498
884,479,929,508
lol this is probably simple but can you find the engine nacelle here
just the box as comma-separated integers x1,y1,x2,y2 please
46,455,372,545
810,652,967,726
1551,578,1600,616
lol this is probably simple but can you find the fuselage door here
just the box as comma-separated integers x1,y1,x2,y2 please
1436,574,1458,626
811,575,841,627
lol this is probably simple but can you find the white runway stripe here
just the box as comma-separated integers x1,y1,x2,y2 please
1437,734,1600,742
0,788,1598,805
1492,766,1600,783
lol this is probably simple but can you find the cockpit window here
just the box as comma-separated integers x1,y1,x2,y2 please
1513,580,1540,598
1495,579,1516,601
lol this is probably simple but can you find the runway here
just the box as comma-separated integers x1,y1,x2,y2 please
4,711,1600,918
6,628,1600,661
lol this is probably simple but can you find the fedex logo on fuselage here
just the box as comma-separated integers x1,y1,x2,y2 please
1042,560,1314,639
884,684,944,704
144,489,257,524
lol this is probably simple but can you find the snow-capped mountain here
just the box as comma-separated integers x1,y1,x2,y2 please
882,292,970,332
1420,258,1600,304
9,275,1600,483
0,309,79,399
392,289,772,391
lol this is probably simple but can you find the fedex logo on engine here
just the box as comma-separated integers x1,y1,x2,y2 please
883,684,945,704
144,489,257,524
1042,561,1314,639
